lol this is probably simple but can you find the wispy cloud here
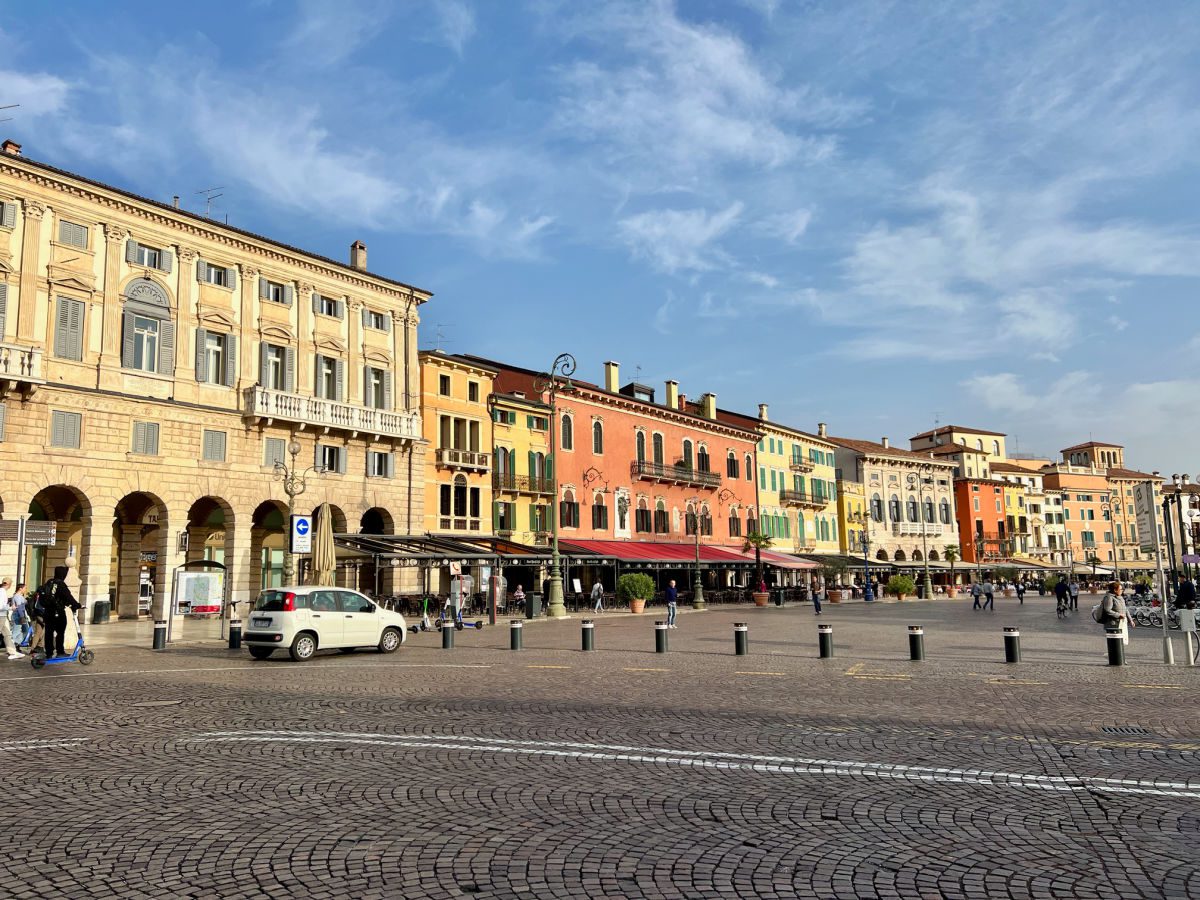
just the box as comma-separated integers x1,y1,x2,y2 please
618,202,743,273
283,0,391,66
431,0,476,54
0,69,70,116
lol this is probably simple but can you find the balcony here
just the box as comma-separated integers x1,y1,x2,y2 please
492,472,554,495
780,489,832,509
789,457,814,473
891,521,949,537
437,447,490,472
437,517,482,532
243,386,420,441
0,342,44,393
630,460,721,489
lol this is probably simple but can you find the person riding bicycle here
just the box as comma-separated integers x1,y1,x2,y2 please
1054,577,1070,615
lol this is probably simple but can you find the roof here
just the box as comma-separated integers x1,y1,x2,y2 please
418,350,499,374
826,436,956,465
714,407,835,447
1105,467,1161,481
911,425,1006,441
1061,440,1124,453
989,462,1044,475
926,444,987,457
1,145,430,297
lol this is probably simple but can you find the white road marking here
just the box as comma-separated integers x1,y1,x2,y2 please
192,730,1200,800
0,662,491,684
0,738,87,752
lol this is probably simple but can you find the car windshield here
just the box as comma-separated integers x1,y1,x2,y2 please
253,591,290,611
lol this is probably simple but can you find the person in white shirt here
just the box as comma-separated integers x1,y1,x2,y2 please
0,579,24,659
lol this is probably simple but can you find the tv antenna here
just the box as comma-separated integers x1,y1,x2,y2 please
0,103,17,124
195,186,225,218
433,323,455,352
633,365,642,384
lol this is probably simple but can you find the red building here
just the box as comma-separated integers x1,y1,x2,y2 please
954,478,1009,564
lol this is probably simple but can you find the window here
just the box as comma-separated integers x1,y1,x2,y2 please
592,496,609,530
259,278,292,306
318,444,346,474
131,421,159,455
363,365,392,409
592,421,603,454
492,408,516,425
907,497,918,521
468,381,480,403
727,452,739,479
685,506,698,536
697,446,710,473
924,499,934,523
635,502,652,533
364,309,389,330
652,434,664,466
259,344,294,391
197,261,235,288
202,429,227,462
53,297,85,361
494,501,516,533
992,440,1000,456
636,431,646,463
561,414,573,450
0,200,16,229
527,415,548,431
50,410,82,449
700,509,712,536
315,355,344,401
871,493,883,522
940,499,951,524
728,511,741,537
126,240,169,271
682,439,693,468
130,315,159,372
313,293,343,318
264,437,286,468
439,374,451,396
653,501,669,534
560,491,580,528
745,454,753,481
368,450,394,478
889,495,901,521
195,329,237,386
58,219,88,249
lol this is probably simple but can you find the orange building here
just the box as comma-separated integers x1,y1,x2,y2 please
955,478,1009,564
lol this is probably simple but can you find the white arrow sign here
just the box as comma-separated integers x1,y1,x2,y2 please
291,514,313,554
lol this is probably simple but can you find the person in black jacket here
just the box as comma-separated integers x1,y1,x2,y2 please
39,566,80,658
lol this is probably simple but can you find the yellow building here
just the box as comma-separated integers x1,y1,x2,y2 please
837,479,866,556
489,389,553,546
0,139,427,619
419,352,494,536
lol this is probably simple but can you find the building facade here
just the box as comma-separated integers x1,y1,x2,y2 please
0,141,427,618
489,389,553,546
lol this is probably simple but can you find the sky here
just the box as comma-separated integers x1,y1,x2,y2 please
3,0,1199,473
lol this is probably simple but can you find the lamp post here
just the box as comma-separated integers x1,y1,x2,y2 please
1168,474,1195,586
907,464,934,601
535,353,576,618
1106,496,1122,585
686,497,706,609
273,440,325,583
850,509,872,601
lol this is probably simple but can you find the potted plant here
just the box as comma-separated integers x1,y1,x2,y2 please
943,544,961,596
618,572,654,614
743,532,772,605
886,574,915,601
995,565,1019,596
821,559,849,602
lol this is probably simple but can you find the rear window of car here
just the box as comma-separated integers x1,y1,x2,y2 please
253,591,309,611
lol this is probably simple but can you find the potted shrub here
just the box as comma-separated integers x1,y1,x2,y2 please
618,572,655,614
886,574,915,601
995,565,1019,596
822,560,849,602
743,532,772,605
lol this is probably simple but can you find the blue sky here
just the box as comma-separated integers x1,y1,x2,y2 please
3,0,1199,472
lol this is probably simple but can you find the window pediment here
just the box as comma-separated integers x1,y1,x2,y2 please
122,277,171,312
259,323,295,344
314,336,347,355
363,348,391,366
197,308,236,331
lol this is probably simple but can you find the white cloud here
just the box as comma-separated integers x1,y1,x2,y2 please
432,0,476,54
283,0,390,65
618,202,743,273
963,370,1098,416
761,208,812,244
1106,315,1129,332
998,291,1076,346
0,70,70,117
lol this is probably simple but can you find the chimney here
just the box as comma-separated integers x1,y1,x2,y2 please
603,361,619,393
172,195,180,209
664,380,678,410
758,403,768,421
350,240,368,271
678,392,687,411
701,392,717,419
817,422,827,438
881,437,890,449
1,140,21,156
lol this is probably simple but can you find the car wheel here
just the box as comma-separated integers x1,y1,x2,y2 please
249,647,274,660
378,627,402,654
289,632,317,661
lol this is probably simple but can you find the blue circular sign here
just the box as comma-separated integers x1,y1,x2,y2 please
295,519,310,536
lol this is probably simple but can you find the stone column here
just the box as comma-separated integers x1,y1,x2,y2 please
226,513,254,614
116,525,144,619
16,200,45,342
249,527,266,594
77,517,114,623
296,282,315,394
186,525,210,564
346,298,363,405
100,225,129,366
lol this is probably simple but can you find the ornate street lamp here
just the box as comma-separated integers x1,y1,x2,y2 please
535,353,576,618
907,464,934,601
273,439,326,583
849,509,873,601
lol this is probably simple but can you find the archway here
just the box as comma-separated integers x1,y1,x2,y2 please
252,500,287,590
112,491,168,619
359,507,395,595
28,485,91,598
186,496,234,567
876,549,888,561
894,549,907,562
928,550,940,562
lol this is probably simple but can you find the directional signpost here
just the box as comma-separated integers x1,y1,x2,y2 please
1134,481,1173,664
290,514,313,555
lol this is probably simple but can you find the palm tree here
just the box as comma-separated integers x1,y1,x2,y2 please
944,544,960,592
1087,554,1101,580
743,531,772,590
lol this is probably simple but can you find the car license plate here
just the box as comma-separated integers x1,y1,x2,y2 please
253,618,271,627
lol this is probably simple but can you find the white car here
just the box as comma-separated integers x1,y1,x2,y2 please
244,586,407,661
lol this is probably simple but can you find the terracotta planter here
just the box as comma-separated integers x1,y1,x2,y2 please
830,590,845,603
1003,589,1015,598
896,594,906,602
753,592,770,607
629,598,646,614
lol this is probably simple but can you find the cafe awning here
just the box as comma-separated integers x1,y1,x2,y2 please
559,539,753,567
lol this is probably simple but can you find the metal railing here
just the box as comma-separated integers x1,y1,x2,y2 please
492,472,554,494
789,457,814,473
630,460,722,488
243,385,420,440
780,489,833,507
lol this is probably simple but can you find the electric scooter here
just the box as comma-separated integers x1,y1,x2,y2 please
30,611,95,669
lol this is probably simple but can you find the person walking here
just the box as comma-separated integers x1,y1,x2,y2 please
971,581,983,610
0,579,22,660
39,566,80,659
591,580,605,613
1054,577,1070,615
812,581,823,616
1099,581,1133,646
982,579,995,611
1177,577,1197,610
10,583,30,648
1069,578,1080,611
665,579,678,628
1015,581,1026,605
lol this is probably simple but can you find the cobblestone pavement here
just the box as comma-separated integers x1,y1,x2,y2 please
2,596,1197,899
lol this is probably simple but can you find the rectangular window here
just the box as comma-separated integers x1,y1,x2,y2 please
313,293,342,317
769,470,777,491
315,355,343,401
439,374,451,396
262,344,287,390
368,450,394,478
0,200,15,229
264,437,286,468
199,262,229,287
527,415,547,431
363,366,391,410
635,508,652,533
58,219,88,248
366,310,388,330
53,297,86,361
759,467,766,489
592,503,609,530
202,429,227,462
132,315,159,372
263,279,287,304
133,243,161,269
50,410,82,449
205,332,225,382
131,421,159,455
319,444,346,474
468,381,479,403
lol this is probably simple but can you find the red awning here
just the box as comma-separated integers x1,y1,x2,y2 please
560,539,753,565
715,547,820,570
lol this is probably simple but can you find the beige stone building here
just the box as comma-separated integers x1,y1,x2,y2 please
0,140,428,620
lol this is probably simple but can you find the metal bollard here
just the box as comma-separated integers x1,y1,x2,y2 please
228,619,242,650
908,625,925,661
655,620,669,654
1106,628,1124,666
734,622,748,656
582,619,595,652
1003,626,1020,664
510,619,523,651
152,620,168,651
818,623,833,659
442,623,454,650
1187,632,1196,667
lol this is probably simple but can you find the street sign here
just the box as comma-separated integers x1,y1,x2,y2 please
290,514,312,554
1133,483,1158,553
0,520,19,541
23,521,56,546
1183,554,1200,564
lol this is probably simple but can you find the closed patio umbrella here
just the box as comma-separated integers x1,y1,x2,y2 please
311,502,337,586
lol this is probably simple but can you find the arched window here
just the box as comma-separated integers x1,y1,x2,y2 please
976,438,983,450
727,451,739,479
746,510,757,535
697,445,710,473
652,433,664,466
561,415,573,451
453,474,468,517
591,491,608,530
820,518,830,541
940,499,951,524
685,502,698,536
700,504,712,536
871,493,883,522
912,549,923,562
992,440,1000,456
728,508,741,537
889,494,901,521
636,431,646,463
876,549,888,561
831,520,838,542
682,439,693,468
797,512,806,540
924,499,934,522
121,278,176,376
654,500,669,534
635,499,651,533
907,496,918,522
745,454,753,481
928,549,940,561
894,549,906,562
592,421,603,454
560,489,579,528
